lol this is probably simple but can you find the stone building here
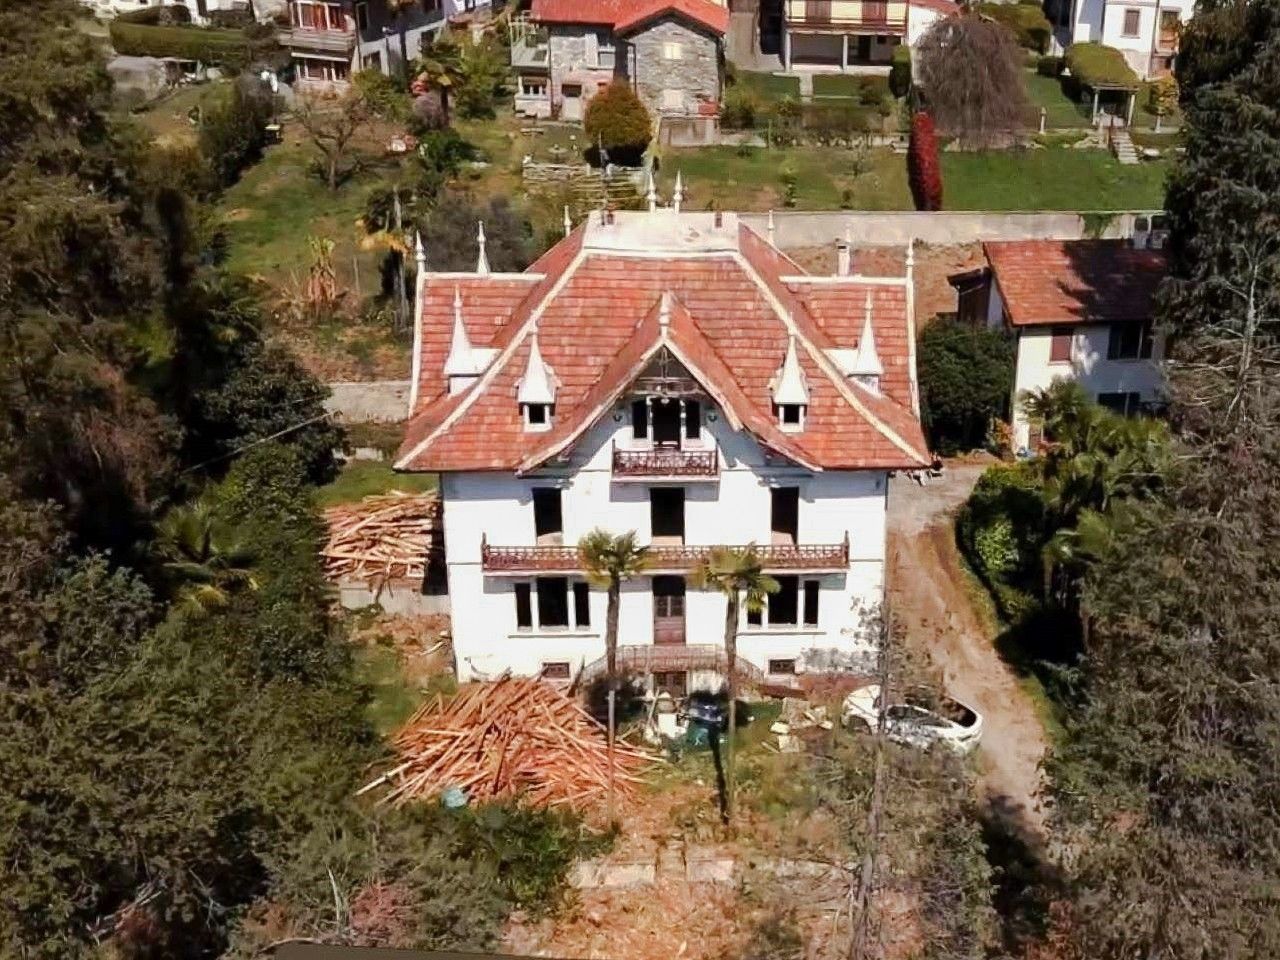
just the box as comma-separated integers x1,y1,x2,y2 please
511,0,728,121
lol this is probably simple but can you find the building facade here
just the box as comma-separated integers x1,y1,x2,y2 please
1050,0,1192,77
955,238,1168,451
776,0,957,72
511,0,727,121
396,208,930,689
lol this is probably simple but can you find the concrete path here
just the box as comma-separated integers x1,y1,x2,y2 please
887,464,1049,837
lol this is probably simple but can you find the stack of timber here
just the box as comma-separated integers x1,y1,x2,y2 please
358,675,655,811
321,491,441,586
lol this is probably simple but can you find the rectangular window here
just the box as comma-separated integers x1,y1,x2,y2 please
519,75,548,97
1107,321,1154,360
653,670,688,696
541,661,571,679
769,576,800,626
355,1,369,31
1122,8,1141,36
536,577,570,628
768,659,797,675
803,580,819,627
780,403,804,425
573,582,591,628
662,41,683,59
1049,326,1073,363
526,403,549,425
650,488,685,543
597,32,616,69
330,59,350,81
1097,391,1141,415
652,400,681,446
747,605,762,626
771,487,800,545
661,88,684,111
685,400,701,440
632,399,648,440
515,582,533,629
532,488,563,544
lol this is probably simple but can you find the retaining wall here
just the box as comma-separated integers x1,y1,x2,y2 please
324,379,411,422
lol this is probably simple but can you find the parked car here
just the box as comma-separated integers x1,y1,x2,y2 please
841,683,983,754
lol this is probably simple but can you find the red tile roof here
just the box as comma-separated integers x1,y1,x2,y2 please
398,214,929,473
984,239,1168,327
530,0,729,34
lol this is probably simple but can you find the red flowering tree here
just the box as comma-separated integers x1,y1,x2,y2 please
908,110,943,211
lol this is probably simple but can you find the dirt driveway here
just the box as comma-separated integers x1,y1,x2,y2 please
887,464,1049,837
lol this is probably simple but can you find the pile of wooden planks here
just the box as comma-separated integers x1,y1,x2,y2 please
321,491,440,586
358,675,655,811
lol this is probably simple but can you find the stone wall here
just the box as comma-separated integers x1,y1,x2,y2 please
324,380,412,423
547,26,618,117
627,19,721,116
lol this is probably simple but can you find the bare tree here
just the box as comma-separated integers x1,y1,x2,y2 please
296,90,372,191
915,13,1030,148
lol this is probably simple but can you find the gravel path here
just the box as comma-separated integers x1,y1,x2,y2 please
887,464,1049,837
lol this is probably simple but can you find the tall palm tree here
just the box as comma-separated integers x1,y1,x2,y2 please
155,499,258,616
579,528,648,824
690,545,779,825
414,31,464,126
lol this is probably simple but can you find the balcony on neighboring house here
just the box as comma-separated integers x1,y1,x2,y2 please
480,535,851,575
784,0,908,34
611,441,719,481
509,14,549,68
281,0,357,55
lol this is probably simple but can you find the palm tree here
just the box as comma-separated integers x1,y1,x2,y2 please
155,499,258,616
414,31,464,126
579,528,648,824
690,545,779,825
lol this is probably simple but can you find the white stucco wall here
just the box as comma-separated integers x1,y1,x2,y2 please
906,5,943,46
1010,324,1166,448
439,407,889,682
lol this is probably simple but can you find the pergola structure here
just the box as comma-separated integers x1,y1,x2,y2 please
1064,41,1140,125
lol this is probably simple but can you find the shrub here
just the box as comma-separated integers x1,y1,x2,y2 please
976,2,1052,52
856,75,890,105
956,461,1046,615
354,68,412,123
721,85,761,129
890,45,913,97
107,21,277,70
1147,74,1179,115
803,101,871,143
918,316,1015,454
453,36,508,120
1037,53,1064,77
198,78,273,187
584,81,652,165
117,4,191,24
907,110,943,211
779,164,798,207
1064,42,1139,89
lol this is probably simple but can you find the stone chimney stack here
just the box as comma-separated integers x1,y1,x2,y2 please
836,239,852,277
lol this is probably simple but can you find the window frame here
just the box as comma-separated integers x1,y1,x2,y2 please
1048,325,1074,364
802,579,820,627
1107,321,1154,361
597,31,617,69
767,576,800,626
518,75,548,98
1121,8,1141,37
662,40,683,60
541,661,571,679
768,658,798,675
516,578,593,632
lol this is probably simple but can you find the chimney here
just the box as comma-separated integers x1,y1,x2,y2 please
835,239,852,277
714,209,723,228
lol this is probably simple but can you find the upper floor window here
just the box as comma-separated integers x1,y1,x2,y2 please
662,41,684,60
1107,321,1154,361
632,397,701,446
597,31,616,69
776,402,806,430
355,1,369,31
1049,326,1074,363
292,0,345,31
515,578,591,631
1122,8,1141,37
522,402,553,431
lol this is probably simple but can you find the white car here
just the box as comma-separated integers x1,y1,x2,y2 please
841,683,983,754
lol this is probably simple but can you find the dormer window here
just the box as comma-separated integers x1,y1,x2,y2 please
516,329,557,433
523,402,553,430
770,335,810,433
777,402,806,431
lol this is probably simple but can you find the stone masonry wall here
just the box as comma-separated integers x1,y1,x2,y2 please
627,19,720,116
547,26,618,116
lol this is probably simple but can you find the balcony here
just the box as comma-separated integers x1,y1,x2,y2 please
785,0,908,32
279,25,357,54
580,645,766,684
480,536,850,575
611,442,719,481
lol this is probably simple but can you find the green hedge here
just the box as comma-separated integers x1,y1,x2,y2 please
1064,42,1139,89
890,45,912,98
108,21,279,70
977,2,1052,53
956,462,1046,623
117,4,192,25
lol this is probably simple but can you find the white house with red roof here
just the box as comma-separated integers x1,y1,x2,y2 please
511,0,728,120
952,238,1168,451
775,0,959,73
396,206,929,689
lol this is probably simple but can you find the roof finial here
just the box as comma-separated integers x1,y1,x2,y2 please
672,171,683,214
658,291,671,332
767,209,776,246
563,205,572,237
476,220,489,275
852,291,883,381
906,237,915,274
646,168,658,212
414,231,426,270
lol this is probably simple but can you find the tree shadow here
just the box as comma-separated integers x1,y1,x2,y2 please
981,799,1065,956
706,727,729,826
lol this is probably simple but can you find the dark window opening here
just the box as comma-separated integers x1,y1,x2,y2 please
573,581,591,627
632,399,648,440
1107,321,1154,361
779,403,804,425
541,661,571,679
686,400,701,440
652,399,681,446
1049,326,1073,363
533,488,563,544
653,670,688,696
769,659,797,675
746,605,762,626
650,488,685,543
515,582,533,629
769,576,800,626
526,403,549,425
771,487,800,545
1097,391,1141,416
803,580,819,626
355,1,369,31
536,577,570,628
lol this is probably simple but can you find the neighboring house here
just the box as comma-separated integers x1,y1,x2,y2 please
282,0,491,87
776,0,958,72
395,208,930,689
952,238,1168,451
511,0,729,121
1048,0,1191,77
83,0,264,23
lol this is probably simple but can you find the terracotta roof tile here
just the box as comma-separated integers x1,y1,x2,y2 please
984,239,1167,327
531,0,729,33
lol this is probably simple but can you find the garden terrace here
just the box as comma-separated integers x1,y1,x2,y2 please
480,538,851,574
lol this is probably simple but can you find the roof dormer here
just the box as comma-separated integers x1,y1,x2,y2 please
771,335,809,432
517,331,557,432
850,291,883,393
444,286,484,395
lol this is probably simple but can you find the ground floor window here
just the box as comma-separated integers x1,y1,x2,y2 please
295,56,350,82
1097,391,1142,416
515,578,591,631
519,75,548,98
768,659,797,675
747,578,821,627
541,661,572,680
653,670,688,696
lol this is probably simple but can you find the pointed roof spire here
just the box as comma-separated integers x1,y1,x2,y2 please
646,169,658,212
476,221,489,275
852,291,883,378
767,209,776,246
672,171,683,213
771,334,810,406
517,329,557,406
414,231,426,270
563,205,572,237
444,286,480,377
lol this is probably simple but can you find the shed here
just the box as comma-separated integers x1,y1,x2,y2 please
1064,42,1139,124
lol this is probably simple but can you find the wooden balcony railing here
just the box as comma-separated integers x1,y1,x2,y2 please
480,535,850,574
612,442,719,479
580,645,767,684
279,25,356,54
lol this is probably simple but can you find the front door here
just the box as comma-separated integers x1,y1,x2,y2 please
653,576,686,645
652,400,681,446
561,83,583,121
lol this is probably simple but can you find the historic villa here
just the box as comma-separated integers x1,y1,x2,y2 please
396,205,929,691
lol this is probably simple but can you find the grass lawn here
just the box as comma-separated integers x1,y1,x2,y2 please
316,460,437,508
128,82,228,145
731,70,801,101
1024,71,1091,129
355,645,423,734
811,73,865,98
941,148,1169,210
